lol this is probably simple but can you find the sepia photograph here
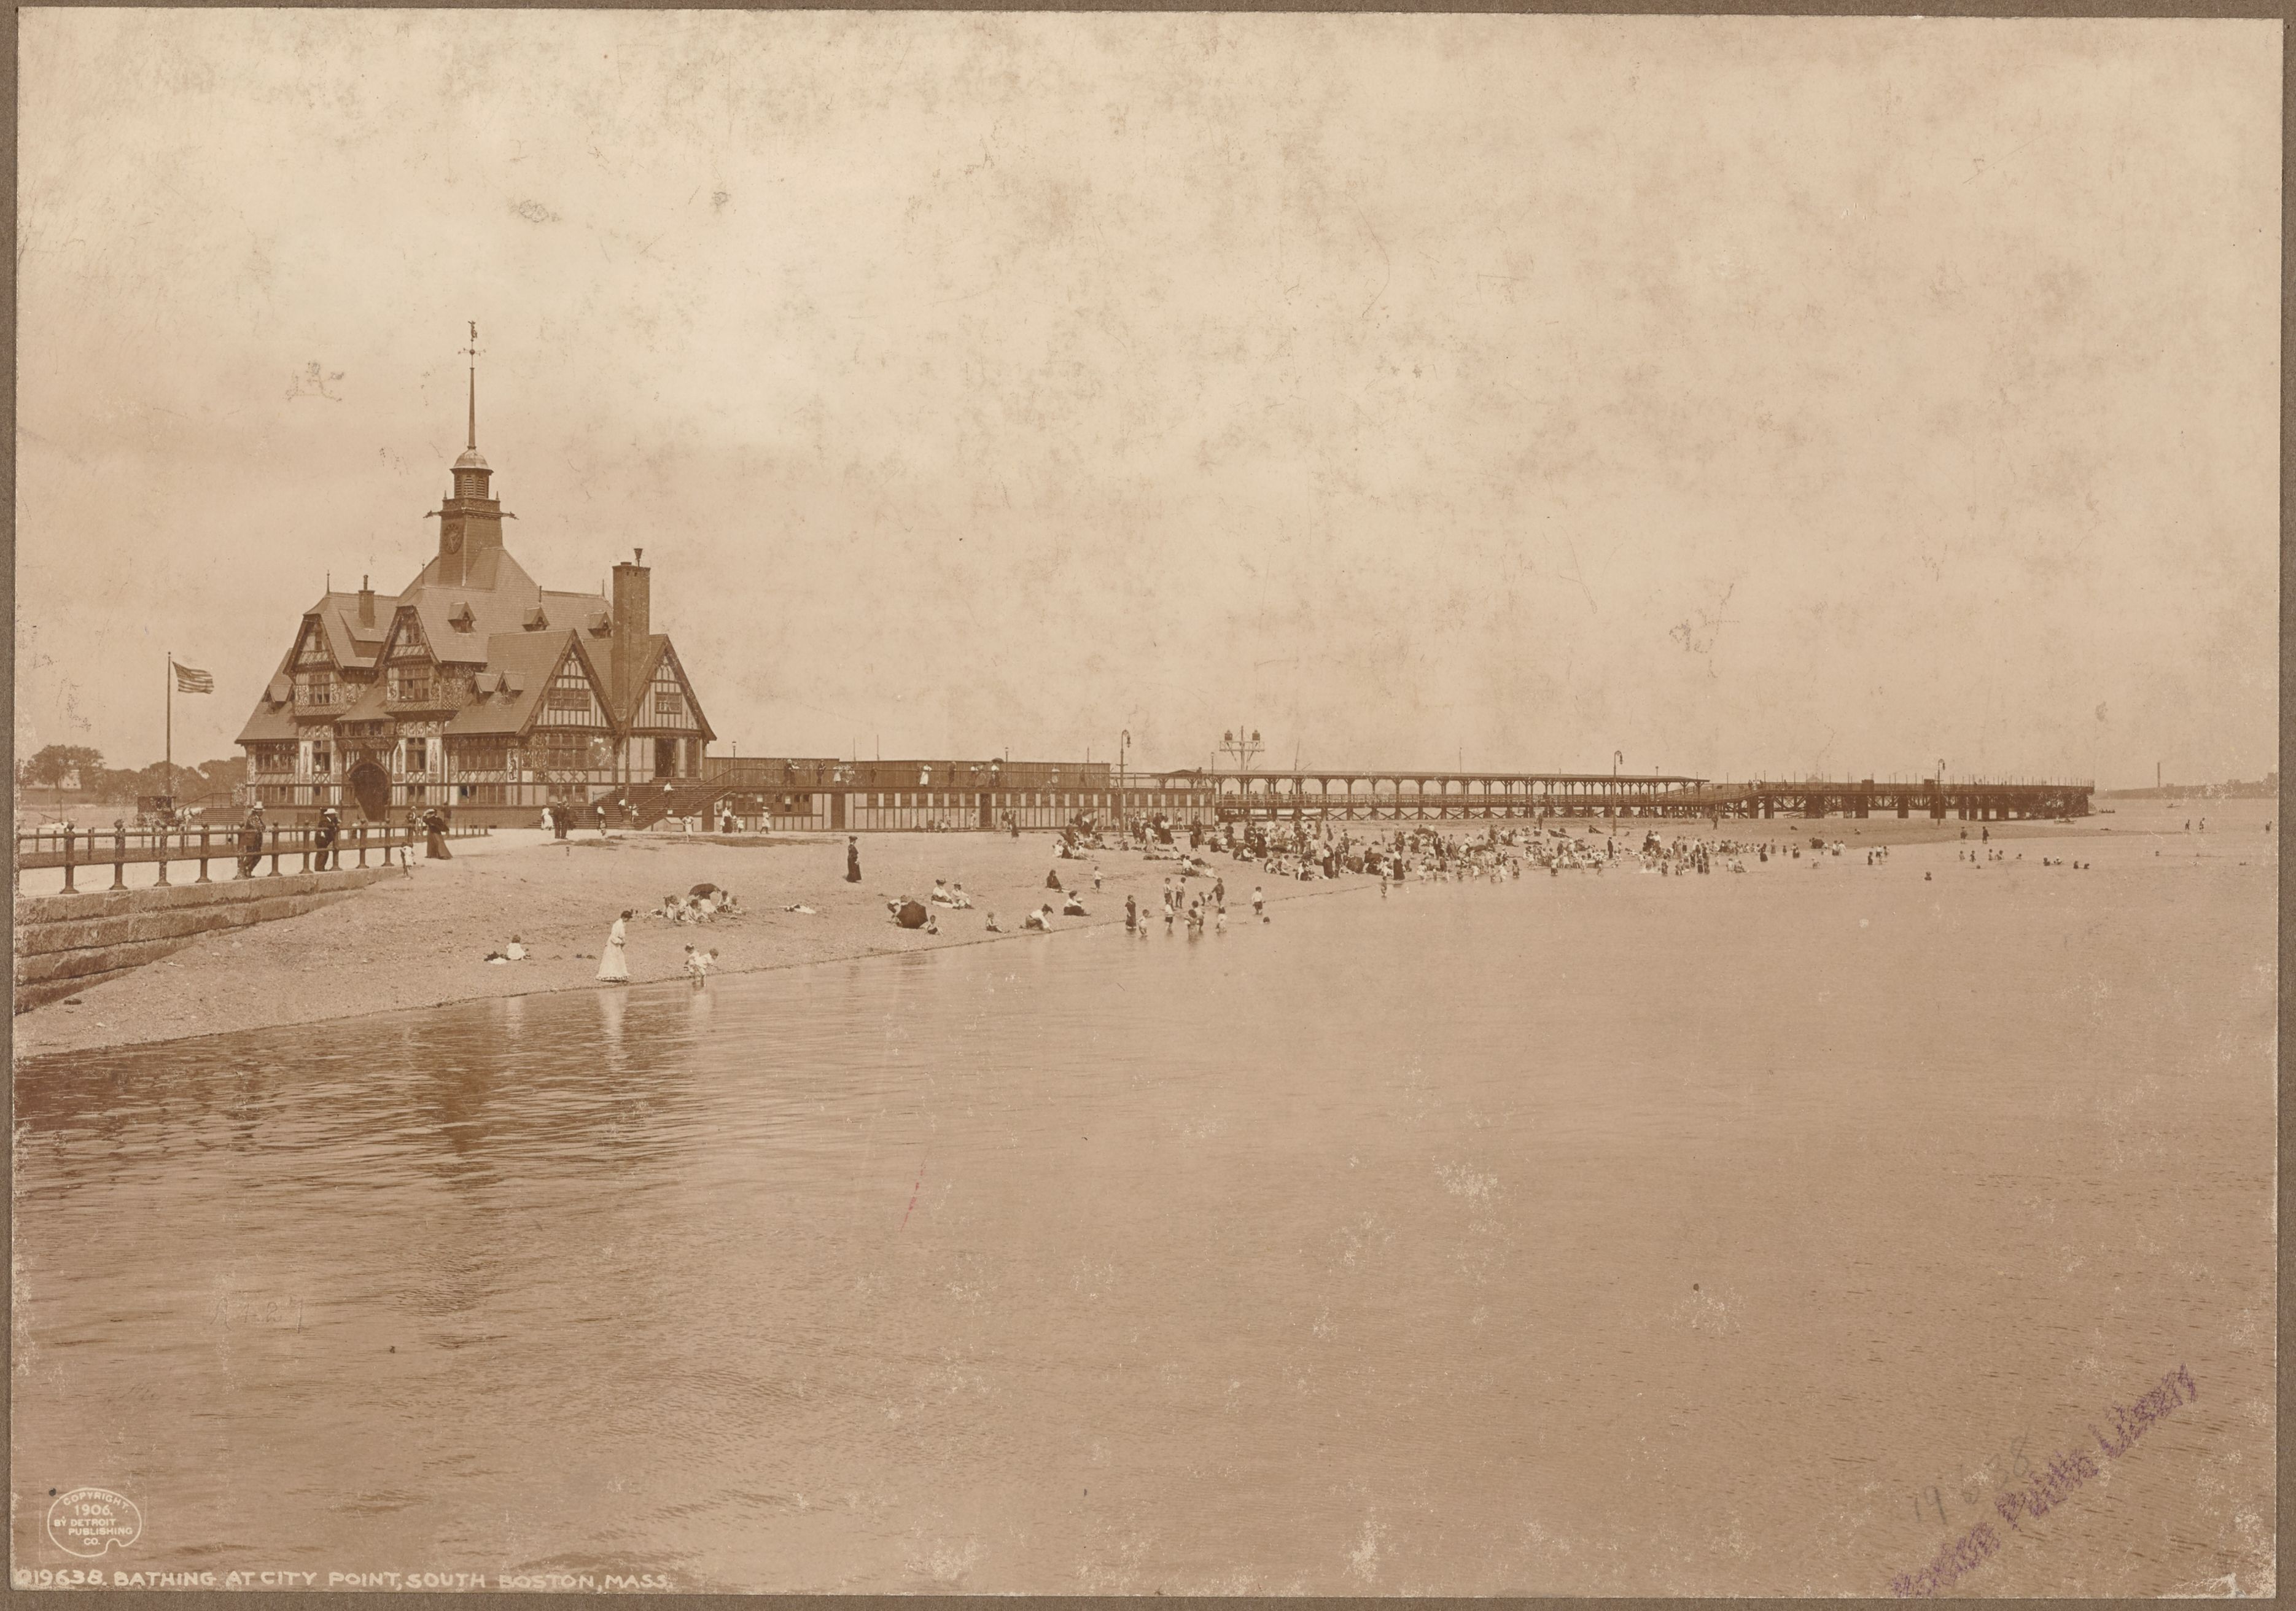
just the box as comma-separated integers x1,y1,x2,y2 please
10,8,2280,1596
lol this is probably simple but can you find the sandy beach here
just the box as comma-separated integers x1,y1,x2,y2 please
12,808,2187,1060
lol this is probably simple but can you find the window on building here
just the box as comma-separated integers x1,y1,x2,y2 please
311,745,331,775
541,666,599,725
642,659,691,727
406,739,428,774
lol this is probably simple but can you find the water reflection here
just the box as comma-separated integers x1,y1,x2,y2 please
11,849,2276,1594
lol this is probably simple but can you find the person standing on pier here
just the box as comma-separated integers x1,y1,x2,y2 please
236,804,267,877
423,805,452,860
314,805,340,871
845,836,863,883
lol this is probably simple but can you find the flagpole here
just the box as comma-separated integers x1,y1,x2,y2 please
165,651,173,803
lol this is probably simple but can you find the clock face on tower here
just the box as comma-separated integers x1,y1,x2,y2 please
443,524,463,554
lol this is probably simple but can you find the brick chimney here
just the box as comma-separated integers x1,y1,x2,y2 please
611,549,650,721
358,576,376,629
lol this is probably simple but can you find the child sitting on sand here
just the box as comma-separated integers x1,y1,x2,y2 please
984,911,1002,932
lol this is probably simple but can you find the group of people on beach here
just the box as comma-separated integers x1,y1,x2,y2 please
575,804,2118,990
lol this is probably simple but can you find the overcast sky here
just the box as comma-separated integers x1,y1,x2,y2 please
17,12,2279,787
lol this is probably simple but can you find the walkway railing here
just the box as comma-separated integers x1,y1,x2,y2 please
15,822,491,895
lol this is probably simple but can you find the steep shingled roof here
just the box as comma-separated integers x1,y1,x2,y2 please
239,529,696,752
443,631,594,736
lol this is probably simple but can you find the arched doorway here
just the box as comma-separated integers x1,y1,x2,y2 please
349,762,391,822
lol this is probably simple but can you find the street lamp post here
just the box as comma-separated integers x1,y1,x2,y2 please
1220,727,1263,818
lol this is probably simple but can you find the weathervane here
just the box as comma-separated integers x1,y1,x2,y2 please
459,320,481,450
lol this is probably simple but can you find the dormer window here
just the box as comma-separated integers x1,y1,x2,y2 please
449,602,477,632
523,606,550,631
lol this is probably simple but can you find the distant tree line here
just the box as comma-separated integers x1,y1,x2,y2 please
2097,771,2278,801
17,744,246,804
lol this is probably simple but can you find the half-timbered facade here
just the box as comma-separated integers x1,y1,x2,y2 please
237,403,715,825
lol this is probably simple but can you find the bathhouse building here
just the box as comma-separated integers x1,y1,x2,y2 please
236,397,714,825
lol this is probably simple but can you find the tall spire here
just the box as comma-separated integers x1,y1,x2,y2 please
439,322,502,585
461,319,480,450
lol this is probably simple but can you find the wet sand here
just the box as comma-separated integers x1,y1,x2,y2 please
9,805,2229,1060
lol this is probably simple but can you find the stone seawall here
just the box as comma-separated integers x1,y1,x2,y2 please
15,869,392,1014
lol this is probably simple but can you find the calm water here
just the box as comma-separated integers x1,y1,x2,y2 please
12,817,2276,1594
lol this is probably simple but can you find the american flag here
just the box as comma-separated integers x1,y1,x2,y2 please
173,662,214,694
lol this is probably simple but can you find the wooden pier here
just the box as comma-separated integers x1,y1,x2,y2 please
636,756,2091,832
1207,771,2092,824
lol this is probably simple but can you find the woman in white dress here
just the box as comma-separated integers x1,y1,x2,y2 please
597,910,632,983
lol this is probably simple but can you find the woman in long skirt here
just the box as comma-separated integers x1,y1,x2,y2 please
597,910,632,983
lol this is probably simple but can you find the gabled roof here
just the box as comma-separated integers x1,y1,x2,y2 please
235,700,300,745
242,538,710,749
333,678,391,726
615,634,718,742
442,631,594,736
405,546,539,597
289,595,389,670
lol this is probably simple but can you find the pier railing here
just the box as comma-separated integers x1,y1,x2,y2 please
14,822,491,895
